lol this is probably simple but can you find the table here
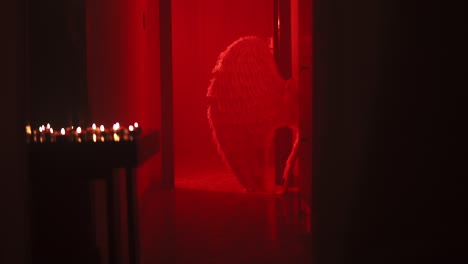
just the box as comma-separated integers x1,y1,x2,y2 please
28,130,160,264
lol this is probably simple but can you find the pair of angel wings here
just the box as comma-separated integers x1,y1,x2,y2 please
207,36,299,194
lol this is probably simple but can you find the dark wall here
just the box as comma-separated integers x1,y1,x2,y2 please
312,0,443,263
0,0,30,263
297,0,312,210
27,0,88,128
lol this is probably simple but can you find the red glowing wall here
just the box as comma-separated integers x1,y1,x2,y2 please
172,0,273,168
86,0,161,197
85,0,309,196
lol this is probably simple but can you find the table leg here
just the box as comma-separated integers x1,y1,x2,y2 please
126,167,140,264
106,173,117,264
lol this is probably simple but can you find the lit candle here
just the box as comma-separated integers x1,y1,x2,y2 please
86,123,97,141
49,128,55,142
90,123,98,143
76,126,84,143
38,126,45,143
25,125,32,143
113,122,121,142
128,125,135,141
33,129,38,143
99,125,106,142
55,128,67,143
132,122,141,138
113,132,120,142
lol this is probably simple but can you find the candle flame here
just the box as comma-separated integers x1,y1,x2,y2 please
129,125,134,132
100,125,105,132
93,134,97,142
61,128,65,135
41,125,45,131
50,128,53,133
134,122,139,128
113,133,120,142
39,127,43,133
76,127,82,133
25,125,31,135
46,123,50,129
113,122,120,130
92,123,97,130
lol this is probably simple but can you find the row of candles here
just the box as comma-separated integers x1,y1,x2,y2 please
25,122,141,143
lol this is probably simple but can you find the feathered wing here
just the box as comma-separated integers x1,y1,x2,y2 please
207,36,295,193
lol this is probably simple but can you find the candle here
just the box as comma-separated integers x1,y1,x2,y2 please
38,126,44,143
133,122,141,135
128,125,134,141
33,130,38,143
113,132,120,142
89,123,98,143
113,122,121,142
55,128,67,143
127,125,135,141
99,125,106,142
38,124,52,142
76,126,84,143
25,125,32,143
86,123,97,141
49,128,55,142
133,122,141,137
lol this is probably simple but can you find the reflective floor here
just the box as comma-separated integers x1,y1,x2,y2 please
139,163,312,264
